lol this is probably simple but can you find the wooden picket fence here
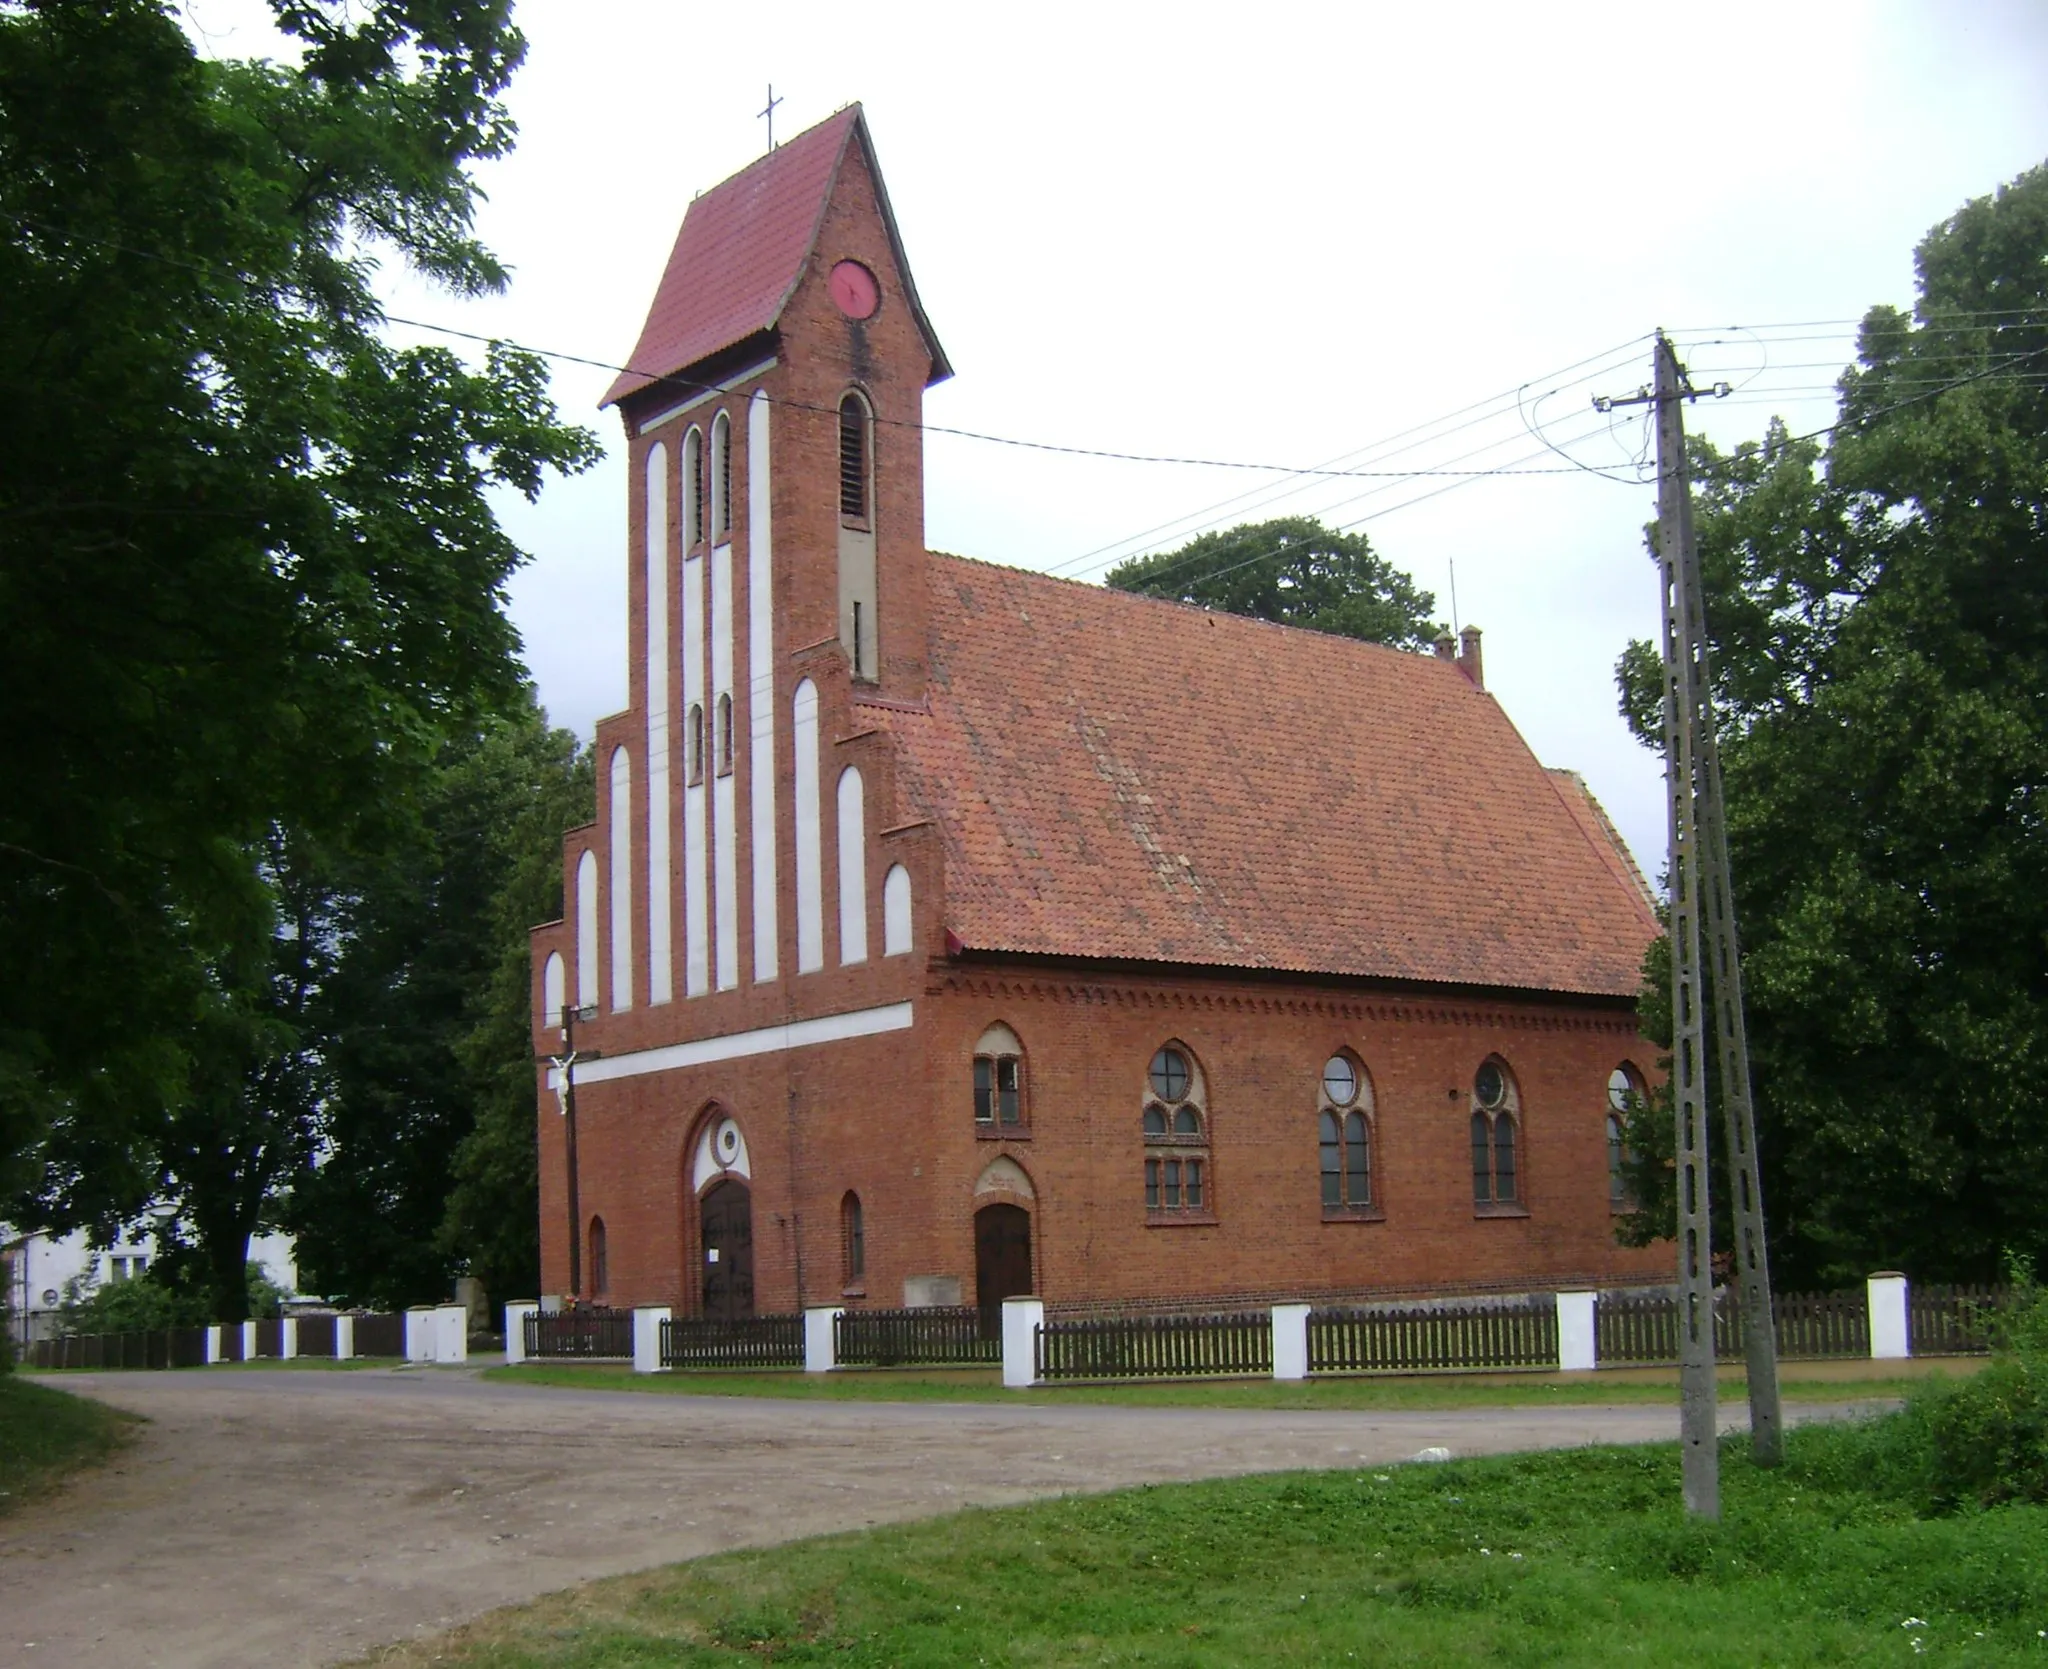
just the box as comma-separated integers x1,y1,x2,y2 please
1907,1283,2003,1356
525,1307,632,1360
1310,1297,1558,1374
1595,1287,1870,1364
660,1314,804,1369
1036,1312,1272,1381
22,1311,405,1370
834,1305,998,1367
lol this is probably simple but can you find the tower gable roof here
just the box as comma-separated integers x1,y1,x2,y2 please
602,105,951,410
876,556,1659,999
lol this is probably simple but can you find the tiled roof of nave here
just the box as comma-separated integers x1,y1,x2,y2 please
873,554,1658,998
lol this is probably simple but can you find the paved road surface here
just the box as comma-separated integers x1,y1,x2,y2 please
0,1369,1866,1668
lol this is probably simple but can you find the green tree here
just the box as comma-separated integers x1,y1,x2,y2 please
1614,165,2048,1285
441,714,594,1304
290,698,590,1309
0,1,597,1306
1104,516,1441,649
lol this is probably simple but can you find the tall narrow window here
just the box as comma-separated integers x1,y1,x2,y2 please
588,1217,609,1298
711,410,732,540
1142,1044,1210,1218
973,1023,1026,1132
687,702,705,785
683,427,704,548
1471,1058,1523,1209
851,600,863,677
1608,1065,1642,1210
716,692,734,776
838,394,869,523
1318,1052,1377,1216
842,1192,865,1287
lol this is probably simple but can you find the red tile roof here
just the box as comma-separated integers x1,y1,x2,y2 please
876,556,1659,998
603,106,949,409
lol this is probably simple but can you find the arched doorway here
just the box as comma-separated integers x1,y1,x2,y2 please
700,1177,755,1321
974,1202,1032,1339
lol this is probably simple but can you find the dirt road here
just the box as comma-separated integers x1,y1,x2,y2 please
0,1368,1861,1668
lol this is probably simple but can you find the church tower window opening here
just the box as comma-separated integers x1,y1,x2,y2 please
687,702,706,786
973,1022,1026,1133
838,393,870,526
1318,1051,1377,1216
1143,1044,1209,1216
683,426,705,548
716,692,734,777
1470,1058,1522,1209
712,410,732,540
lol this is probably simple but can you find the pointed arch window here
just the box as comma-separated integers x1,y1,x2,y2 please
841,1191,866,1289
1607,1064,1643,1211
1143,1044,1211,1219
716,692,734,777
1318,1052,1380,1218
686,702,706,786
1471,1058,1525,1213
683,426,705,549
711,410,732,540
973,1022,1026,1134
838,393,871,526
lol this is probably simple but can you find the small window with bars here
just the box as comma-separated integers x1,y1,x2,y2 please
972,1022,1026,1131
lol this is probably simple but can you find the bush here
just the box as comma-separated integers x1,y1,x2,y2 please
58,1260,291,1336
1792,1257,2048,1514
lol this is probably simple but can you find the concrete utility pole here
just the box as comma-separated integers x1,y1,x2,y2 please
1598,333,1784,1516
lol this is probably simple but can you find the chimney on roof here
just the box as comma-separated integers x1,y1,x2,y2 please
1457,625,1484,690
1432,630,1457,663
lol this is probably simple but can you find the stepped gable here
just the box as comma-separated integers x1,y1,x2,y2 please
603,105,950,409
875,555,1660,997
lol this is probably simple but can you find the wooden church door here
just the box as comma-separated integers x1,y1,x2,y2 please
974,1203,1033,1339
700,1178,755,1321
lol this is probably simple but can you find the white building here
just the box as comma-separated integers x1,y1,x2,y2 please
3,1221,297,1347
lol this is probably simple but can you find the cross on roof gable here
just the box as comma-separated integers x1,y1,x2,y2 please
602,104,952,410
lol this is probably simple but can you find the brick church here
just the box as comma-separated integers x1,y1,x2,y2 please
531,106,1666,1323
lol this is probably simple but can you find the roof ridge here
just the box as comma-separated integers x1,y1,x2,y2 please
924,547,1448,668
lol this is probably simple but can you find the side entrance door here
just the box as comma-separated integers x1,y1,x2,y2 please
974,1202,1033,1339
700,1178,755,1321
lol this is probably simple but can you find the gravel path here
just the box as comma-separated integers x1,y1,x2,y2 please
0,1368,1866,1668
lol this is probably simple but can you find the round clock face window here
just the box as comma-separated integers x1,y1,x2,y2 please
1149,1048,1190,1103
1322,1055,1358,1107
715,1119,742,1165
829,259,880,320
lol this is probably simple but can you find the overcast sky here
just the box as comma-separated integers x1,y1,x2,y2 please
194,1,2048,876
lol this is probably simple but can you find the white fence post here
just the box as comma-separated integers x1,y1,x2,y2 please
241,1320,257,1362
1002,1297,1044,1389
1556,1291,1597,1372
1270,1303,1310,1381
280,1317,298,1361
632,1306,671,1374
804,1307,843,1373
404,1307,435,1362
435,1304,468,1364
504,1301,537,1365
1868,1271,1910,1360
204,1324,221,1365
334,1314,355,1361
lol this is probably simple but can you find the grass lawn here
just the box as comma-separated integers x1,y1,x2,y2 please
355,1423,2048,1666
483,1360,1936,1410
0,1373,137,1516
